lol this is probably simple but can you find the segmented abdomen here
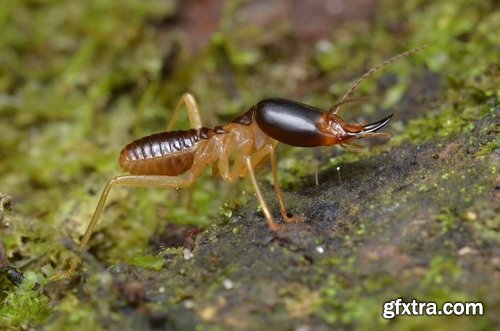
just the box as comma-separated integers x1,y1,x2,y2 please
119,129,208,176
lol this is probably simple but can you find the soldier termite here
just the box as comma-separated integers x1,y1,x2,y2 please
52,46,425,279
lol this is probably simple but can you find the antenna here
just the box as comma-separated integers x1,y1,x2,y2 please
329,45,427,115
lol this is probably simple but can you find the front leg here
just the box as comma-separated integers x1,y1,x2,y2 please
214,141,283,231
244,156,283,232
270,147,304,223
220,142,304,224
220,143,274,183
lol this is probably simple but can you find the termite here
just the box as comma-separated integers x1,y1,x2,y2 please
52,46,425,279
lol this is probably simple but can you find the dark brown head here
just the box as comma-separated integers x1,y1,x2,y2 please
250,98,392,147
244,47,426,148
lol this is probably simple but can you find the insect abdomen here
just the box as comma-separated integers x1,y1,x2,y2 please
119,129,207,176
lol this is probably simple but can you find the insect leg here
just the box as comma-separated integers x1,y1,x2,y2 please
221,144,297,228
244,156,283,232
165,93,202,210
220,144,273,183
340,142,366,152
270,147,305,223
51,174,196,280
166,93,203,130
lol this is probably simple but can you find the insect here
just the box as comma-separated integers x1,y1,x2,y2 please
52,46,425,279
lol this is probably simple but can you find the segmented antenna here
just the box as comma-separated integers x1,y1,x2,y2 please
328,96,372,111
330,45,427,115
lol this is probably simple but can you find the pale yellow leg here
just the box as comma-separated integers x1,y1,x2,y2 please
270,148,304,223
244,156,282,232
51,174,196,280
340,142,366,152
221,144,274,183
221,143,299,228
165,93,202,214
166,93,203,130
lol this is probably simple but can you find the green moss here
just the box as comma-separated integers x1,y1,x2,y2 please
313,275,342,324
45,294,104,331
436,209,457,233
475,138,499,157
128,254,165,271
0,272,50,329
391,103,492,146
422,257,462,289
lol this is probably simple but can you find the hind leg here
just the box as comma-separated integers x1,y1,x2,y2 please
166,93,203,211
166,93,203,130
51,174,196,280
